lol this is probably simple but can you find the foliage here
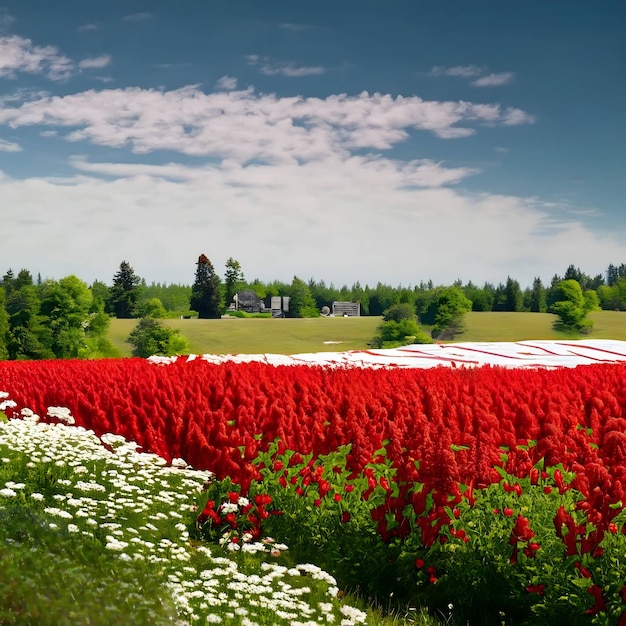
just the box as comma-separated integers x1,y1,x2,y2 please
288,276,320,318
5,284,54,360
190,254,223,319
109,261,143,319
382,302,416,323
0,287,9,360
550,280,598,334
0,408,366,625
137,297,168,319
224,257,245,308
419,286,472,340
371,318,433,348
140,282,192,313
127,317,189,357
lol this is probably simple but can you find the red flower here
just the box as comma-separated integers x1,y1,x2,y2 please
587,584,606,614
314,499,322,507
345,484,355,493
340,511,351,523
510,515,535,544
526,584,545,595
415,558,424,569
272,460,284,471
333,493,342,502
228,491,239,504
503,507,514,517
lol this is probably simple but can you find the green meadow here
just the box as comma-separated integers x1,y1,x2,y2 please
108,311,626,357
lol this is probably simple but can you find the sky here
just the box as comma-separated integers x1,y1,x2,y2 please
1,1,625,290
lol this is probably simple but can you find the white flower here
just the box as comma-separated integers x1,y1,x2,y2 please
47,406,75,425
0,488,17,497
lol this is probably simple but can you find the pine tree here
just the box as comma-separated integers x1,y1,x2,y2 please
529,277,547,312
109,261,143,318
190,254,223,319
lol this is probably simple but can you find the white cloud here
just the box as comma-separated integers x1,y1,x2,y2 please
0,35,73,80
0,138,21,151
432,65,515,87
215,75,237,91
0,85,534,163
0,163,620,289
431,65,482,78
78,23,98,32
472,72,515,87
78,55,112,70
247,54,325,77
122,13,152,22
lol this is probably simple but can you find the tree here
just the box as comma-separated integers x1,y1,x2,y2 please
39,275,93,359
529,277,547,313
224,258,245,308
371,302,432,348
109,261,143,318
371,318,433,348
190,254,223,319
288,276,319,318
127,318,189,358
382,302,416,323
138,297,168,319
503,277,524,312
420,286,472,340
550,279,598,334
0,287,9,360
5,284,53,359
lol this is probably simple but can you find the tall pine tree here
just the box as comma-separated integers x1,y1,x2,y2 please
190,254,223,319
109,261,143,318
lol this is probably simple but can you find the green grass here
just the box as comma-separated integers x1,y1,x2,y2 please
458,311,626,342
109,316,383,357
109,311,626,357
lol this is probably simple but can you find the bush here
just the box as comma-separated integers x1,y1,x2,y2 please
127,318,189,357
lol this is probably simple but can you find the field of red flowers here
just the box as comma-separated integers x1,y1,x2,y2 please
2,356,626,623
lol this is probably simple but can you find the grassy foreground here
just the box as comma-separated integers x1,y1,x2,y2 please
108,311,626,357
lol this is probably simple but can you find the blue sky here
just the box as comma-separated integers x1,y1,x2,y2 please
1,0,624,289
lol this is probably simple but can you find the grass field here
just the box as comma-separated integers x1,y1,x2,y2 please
108,311,626,357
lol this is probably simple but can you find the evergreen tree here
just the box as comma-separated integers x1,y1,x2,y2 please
190,255,223,319
503,276,524,312
529,277,547,312
109,261,143,318
1,269,15,297
288,276,319,318
607,264,619,287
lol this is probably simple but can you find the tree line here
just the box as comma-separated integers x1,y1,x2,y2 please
1,257,626,360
